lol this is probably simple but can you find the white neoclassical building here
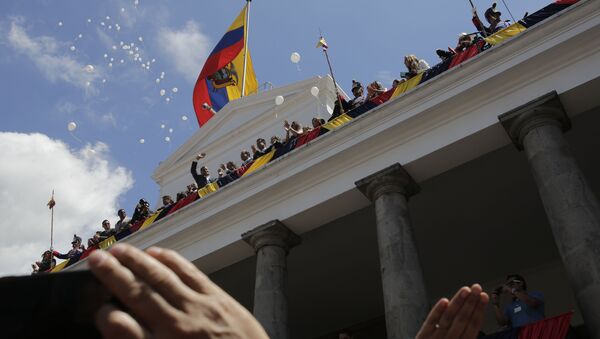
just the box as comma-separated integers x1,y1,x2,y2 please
69,1,600,337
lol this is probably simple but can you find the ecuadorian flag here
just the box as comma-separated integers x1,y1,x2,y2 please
192,5,258,128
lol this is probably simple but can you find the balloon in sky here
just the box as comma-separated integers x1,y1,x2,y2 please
275,95,284,105
290,52,301,64
164,136,171,142
160,124,166,129
139,138,145,144
159,89,166,96
58,21,63,27
70,46,76,51
67,122,77,131
181,115,188,121
172,87,178,93
310,86,319,97
168,128,173,133
84,64,95,73
165,97,171,103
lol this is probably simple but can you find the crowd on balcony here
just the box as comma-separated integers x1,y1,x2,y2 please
26,0,582,337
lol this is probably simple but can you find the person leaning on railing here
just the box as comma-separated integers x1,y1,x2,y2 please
31,250,56,274
114,209,131,234
491,274,545,328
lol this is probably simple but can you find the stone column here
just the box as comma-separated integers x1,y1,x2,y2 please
499,91,600,338
242,220,301,339
356,164,428,339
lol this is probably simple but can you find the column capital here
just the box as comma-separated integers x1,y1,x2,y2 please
355,163,420,202
499,91,571,150
242,220,301,254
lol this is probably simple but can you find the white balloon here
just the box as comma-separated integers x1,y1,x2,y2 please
160,124,166,129
85,81,91,87
290,52,301,64
58,21,63,27
106,16,111,20
67,122,77,131
102,79,107,83
84,64,95,73
164,136,171,142
121,7,125,12
172,87,178,93
168,128,173,133
100,21,105,26
87,18,92,23
70,46,76,51
78,33,83,38
138,36,143,42
108,62,113,67
103,53,108,58
310,86,320,97
165,97,171,103
139,138,145,144
181,115,188,121
155,78,160,84
159,89,166,96
275,95,284,105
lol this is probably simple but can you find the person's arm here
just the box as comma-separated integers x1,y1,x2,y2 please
88,244,269,339
52,251,68,260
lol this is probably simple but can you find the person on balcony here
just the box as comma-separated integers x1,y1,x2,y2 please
284,120,304,143
31,250,56,274
251,138,268,159
472,3,511,35
115,209,131,234
190,153,213,188
186,183,198,196
240,150,253,166
366,81,386,100
131,198,153,224
53,235,85,263
403,54,430,80
492,274,545,328
160,195,174,209
346,80,365,111
89,220,117,246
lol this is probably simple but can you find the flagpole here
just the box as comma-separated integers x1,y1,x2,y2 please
50,190,54,251
320,36,345,114
241,0,251,98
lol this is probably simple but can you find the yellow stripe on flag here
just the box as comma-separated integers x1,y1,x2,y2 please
99,236,117,250
391,73,424,99
322,113,353,131
51,259,69,273
197,182,219,198
139,211,161,231
243,150,276,177
484,22,526,45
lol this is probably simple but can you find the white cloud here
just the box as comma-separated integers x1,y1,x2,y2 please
0,132,133,276
6,18,103,91
158,21,211,83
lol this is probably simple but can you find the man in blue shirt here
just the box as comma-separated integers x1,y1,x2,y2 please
492,274,545,328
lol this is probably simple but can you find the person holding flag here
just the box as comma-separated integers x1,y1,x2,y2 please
192,1,258,128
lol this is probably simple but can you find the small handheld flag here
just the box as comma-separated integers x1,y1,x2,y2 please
316,34,344,115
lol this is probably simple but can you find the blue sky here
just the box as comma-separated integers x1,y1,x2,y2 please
0,0,549,274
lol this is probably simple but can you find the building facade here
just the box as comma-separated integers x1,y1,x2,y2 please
69,1,600,337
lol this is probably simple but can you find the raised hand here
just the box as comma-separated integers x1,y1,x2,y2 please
88,244,269,339
416,284,489,339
